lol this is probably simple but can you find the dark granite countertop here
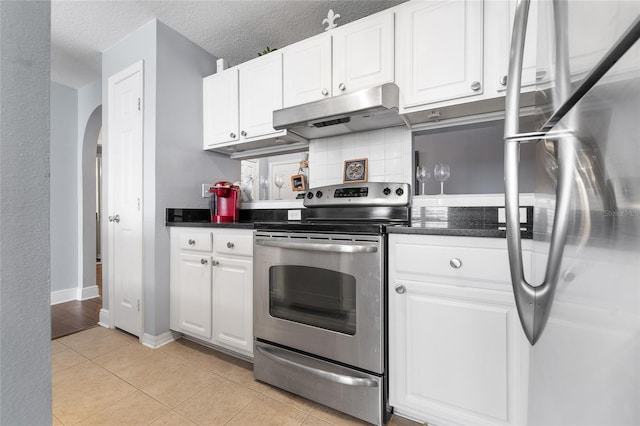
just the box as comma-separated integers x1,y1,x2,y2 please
388,206,533,239
166,206,534,239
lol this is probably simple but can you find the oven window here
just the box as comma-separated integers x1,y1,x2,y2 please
269,265,356,335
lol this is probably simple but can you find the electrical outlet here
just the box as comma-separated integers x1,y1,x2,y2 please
202,184,211,198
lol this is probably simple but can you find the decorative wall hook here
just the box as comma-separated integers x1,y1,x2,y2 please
322,9,340,31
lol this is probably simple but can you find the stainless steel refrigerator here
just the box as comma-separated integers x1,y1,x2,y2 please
504,1,640,424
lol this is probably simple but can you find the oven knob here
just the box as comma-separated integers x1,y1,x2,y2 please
396,187,404,196
307,191,313,199
316,190,323,198
383,187,391,196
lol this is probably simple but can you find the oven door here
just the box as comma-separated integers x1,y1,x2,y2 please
253,231,384,374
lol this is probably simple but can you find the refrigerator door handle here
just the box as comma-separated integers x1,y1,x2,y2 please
504,0,574,345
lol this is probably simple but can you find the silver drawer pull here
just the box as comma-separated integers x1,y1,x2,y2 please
240,130,247,137
449,258,462,269
212,260,219,267
230,132,236,139
338,83,346,91
471,81,482,91
321,88,329,96
226,241,235,249
395,285,406,294
188,239,196,245
200,258,208,265
500,75,508,86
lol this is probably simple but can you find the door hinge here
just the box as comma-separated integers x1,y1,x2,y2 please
137,299,140,312
137,98,141,111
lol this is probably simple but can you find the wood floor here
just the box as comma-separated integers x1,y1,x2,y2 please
51,263,103,340
51,298,102,339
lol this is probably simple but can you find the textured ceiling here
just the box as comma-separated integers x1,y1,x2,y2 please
51,0,407,88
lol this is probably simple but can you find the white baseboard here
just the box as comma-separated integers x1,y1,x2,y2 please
51,285,101,305
80,285,100,300
141,330,180,349
99,308,111,328
50,288,78,305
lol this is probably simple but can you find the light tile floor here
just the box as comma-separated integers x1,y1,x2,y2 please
52,327,423,426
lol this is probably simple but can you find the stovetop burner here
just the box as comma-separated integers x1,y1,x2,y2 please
256,182,411,235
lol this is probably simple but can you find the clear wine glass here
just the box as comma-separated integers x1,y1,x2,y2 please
274,173,285,200
434,163,450,194
259,176,270,200
416,165,430,195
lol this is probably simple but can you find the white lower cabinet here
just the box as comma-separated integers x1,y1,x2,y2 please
176,253,212,340
389,234,530,426
170,227,253,359
211,254,253,357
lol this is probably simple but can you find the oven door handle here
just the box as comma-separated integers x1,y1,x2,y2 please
255,238,378,254
255,345,379,388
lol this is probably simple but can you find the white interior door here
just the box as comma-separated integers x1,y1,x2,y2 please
107,61,143,337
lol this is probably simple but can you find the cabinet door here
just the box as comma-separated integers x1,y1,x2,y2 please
203,69,239,148
212,255,253,357
282,34,332,107
397,0,484,108
177,253,212,339
493,0,542,92
332,11,394,95
239,53,284,140
389,279,526,426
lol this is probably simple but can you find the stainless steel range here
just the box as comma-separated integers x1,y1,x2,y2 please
253,182,410,425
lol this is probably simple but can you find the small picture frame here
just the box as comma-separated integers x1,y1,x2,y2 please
291,174,307,191
343,158,368,183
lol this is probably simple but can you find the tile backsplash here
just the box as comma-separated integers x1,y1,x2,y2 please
308,126,412,188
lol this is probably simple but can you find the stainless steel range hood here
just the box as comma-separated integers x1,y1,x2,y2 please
273,83,405,139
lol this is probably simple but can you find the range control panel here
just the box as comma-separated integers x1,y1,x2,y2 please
303,182,411,208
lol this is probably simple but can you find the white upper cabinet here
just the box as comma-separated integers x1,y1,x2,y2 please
203,68,239,147
282,11,394,108
491,0,541,93
397,0,484,110
239,52,283,140
331,11,395,96
283,34,332,107
203,52,306,156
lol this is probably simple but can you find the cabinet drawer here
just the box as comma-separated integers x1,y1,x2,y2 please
214,232,253,256
393,240,524,286
179,231,213,252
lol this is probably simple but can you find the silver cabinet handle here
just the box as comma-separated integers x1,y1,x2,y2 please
255,344,378,388
188,239,196,246
212,260,219,266
338,83,346,91
256,238,377,254
108,215,114,222
112,214,120,223
394,285,406,294
535,70,547,80
226,241,235,249
321,88,329,96
471,81,481,91
200,258,208,265
240,130,247,137
230,132,236,139
500,75,508,86
449,258,462,269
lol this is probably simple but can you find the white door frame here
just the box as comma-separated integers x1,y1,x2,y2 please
105,60,144,336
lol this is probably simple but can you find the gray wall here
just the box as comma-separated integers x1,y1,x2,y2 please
50,82,79,293
0,1,52,424
78,80,101,292
413,120,536,195
103,19,236,336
